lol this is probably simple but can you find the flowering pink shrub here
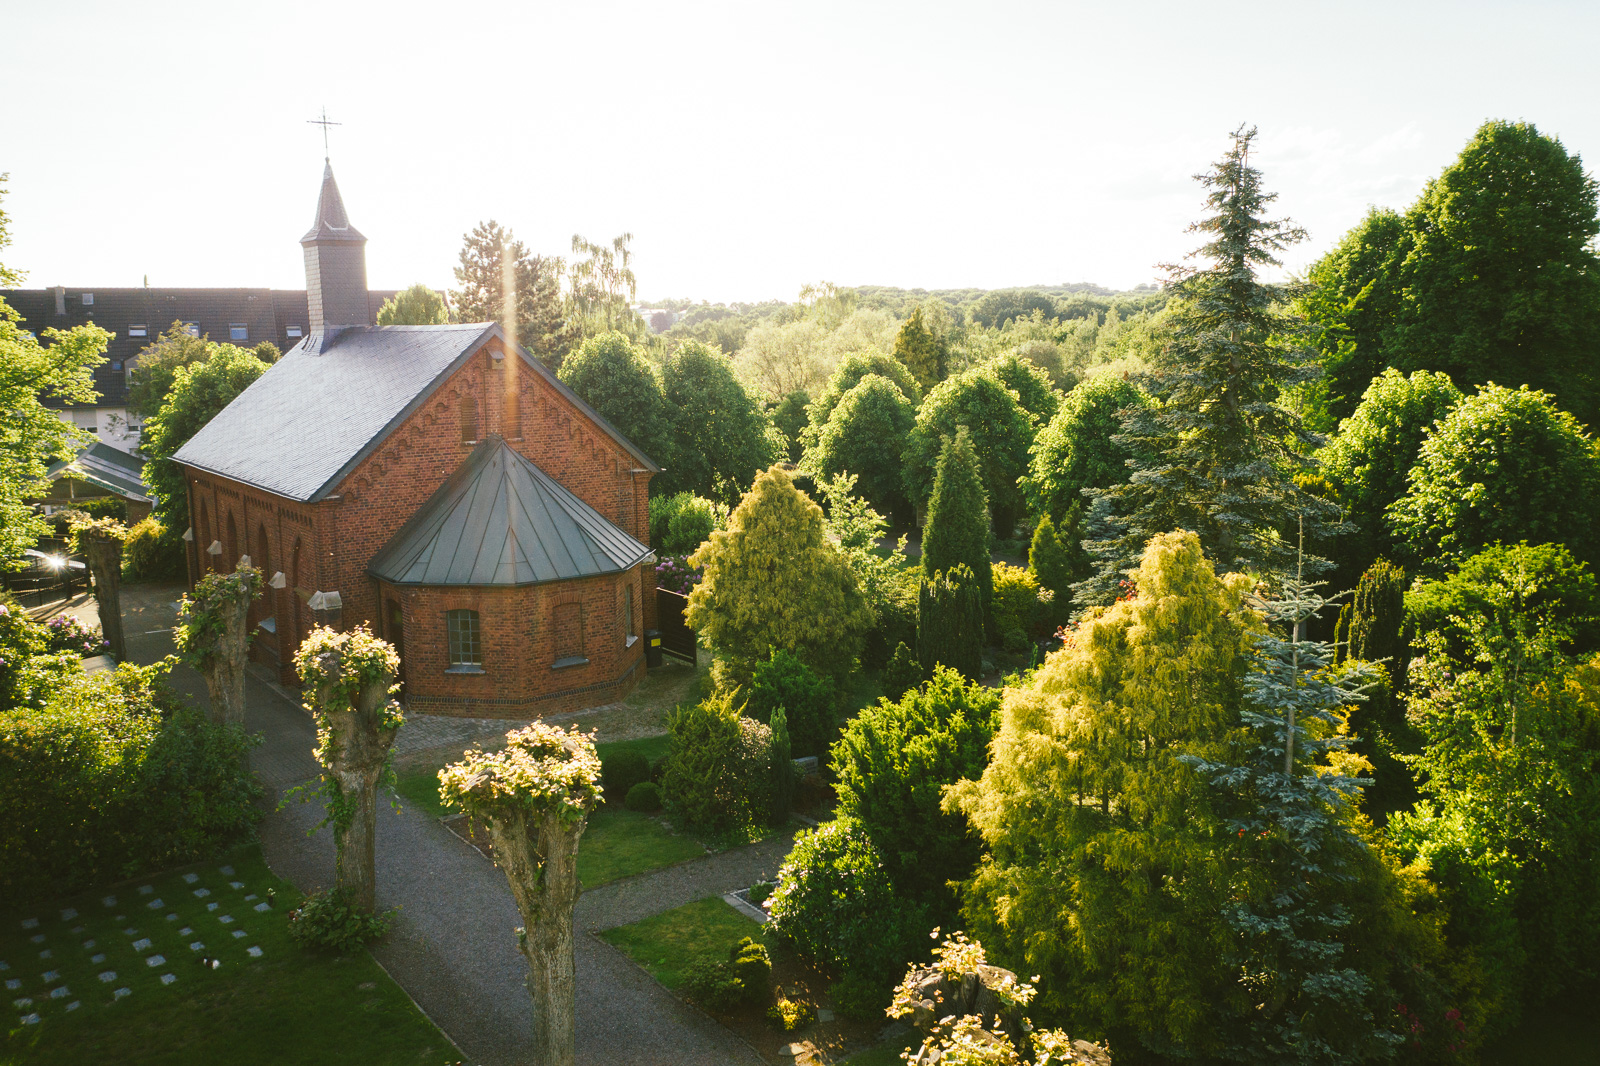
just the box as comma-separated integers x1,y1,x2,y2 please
654,555,703,596
44,614,109,657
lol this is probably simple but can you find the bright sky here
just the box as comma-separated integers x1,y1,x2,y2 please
4,0,1596,304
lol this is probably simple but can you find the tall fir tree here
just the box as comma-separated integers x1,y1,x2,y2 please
1077,126,1335,607
451,220,576,370
920,427,993,610
1027,513,1073,624
893,306,944,390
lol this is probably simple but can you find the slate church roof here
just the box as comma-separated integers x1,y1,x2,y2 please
368,436,653,587
172,323,660,502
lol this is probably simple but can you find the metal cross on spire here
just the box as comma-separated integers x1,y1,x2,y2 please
307,107,341,160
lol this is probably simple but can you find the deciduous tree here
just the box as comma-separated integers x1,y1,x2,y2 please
807,374,915,521
893,307,944,389
1387,384,1600,573
1023,374,1147,527
375,283,448,326
660,341,776,502
0,302,107,566
140,344,269,534
557,331,674,469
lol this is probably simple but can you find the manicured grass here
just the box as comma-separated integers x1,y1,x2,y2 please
599,896,762,990
392,767,452,821
578,809,706,888
596,734,671,766
0,846,458,1066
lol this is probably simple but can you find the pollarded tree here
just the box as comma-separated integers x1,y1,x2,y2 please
174,566,263,729
904,369,1034,536
1080,127,1334,605
375,283,448,326
802,349,922,450
894,306,944,390
920,427,993,609
294,625,403,913
949,531,1259,1049
686,465,872,687
141,343,269,534
1319,368,1461,578
440,724,601,1066
1388,384,1600,574
557,331,674,468
451,220,575,369
62,512,130,662
661,340,776,503
1023,374,1149,527
807,374,916,522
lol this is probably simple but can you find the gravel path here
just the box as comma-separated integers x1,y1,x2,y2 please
108,583,773,1066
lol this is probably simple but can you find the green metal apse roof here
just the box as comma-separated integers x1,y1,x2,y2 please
368,436,652,588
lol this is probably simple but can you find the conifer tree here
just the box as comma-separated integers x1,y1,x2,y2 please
451,220,575,369
1185,568,1401,1064
686,465,871,687
1027,514,1072,623
916,564,983,680
920,427,993,609
1078,127,1334,606
893,306,944,389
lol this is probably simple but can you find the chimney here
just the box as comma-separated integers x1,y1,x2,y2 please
54,286,65,314
300,162,369,335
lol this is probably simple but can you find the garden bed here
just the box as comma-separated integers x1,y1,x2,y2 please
0,846,457,1065
599,896,904,1064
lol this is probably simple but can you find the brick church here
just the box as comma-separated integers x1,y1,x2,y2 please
174,163,660,716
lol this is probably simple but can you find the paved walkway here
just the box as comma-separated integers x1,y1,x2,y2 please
109,583,780,1066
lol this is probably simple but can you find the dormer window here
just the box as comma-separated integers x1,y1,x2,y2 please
286,325,303,339
128,324,147,338
81,293,94,306
230,323,248,341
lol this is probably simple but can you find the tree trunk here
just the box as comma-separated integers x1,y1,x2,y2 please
81,533,125,662
486,806,588,1066
201,594,252,729
316,666,400,913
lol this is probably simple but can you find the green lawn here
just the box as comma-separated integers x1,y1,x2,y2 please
599,896,762,990
0,846,457,1066
578,809,706,888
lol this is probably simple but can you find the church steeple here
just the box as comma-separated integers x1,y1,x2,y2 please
301,161,370,334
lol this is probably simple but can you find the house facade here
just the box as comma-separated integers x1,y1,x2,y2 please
172,163,659,717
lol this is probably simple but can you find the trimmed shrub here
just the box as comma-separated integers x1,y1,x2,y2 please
75,496,128,523
624,780,662,811
0,602,77,711
830,666,1000,904
881,641,925,699
990,561,1041,639
660,693,776,836
602,748,651,801
767,997,816,1031
0,659,260,902
917,564,982,680
744,647,834,758
287,888,393,952
767,818,930,987
684,936,772,1012
122,516,186,581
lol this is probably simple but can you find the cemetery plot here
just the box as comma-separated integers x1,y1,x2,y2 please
0,848,457,1066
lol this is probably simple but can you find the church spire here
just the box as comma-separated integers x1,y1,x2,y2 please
301,161,365,244
300,161,370,335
